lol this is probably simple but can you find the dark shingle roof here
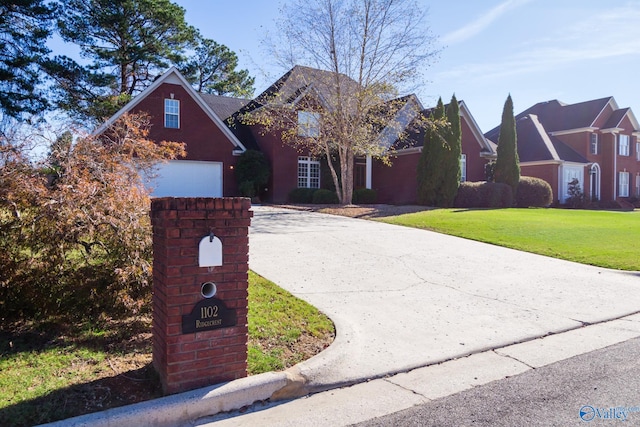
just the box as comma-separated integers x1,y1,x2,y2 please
486,97,613,138
512,114,587,164
237,65,363,115
200,94,250,120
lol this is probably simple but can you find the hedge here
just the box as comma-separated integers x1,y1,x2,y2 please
288,188,317,203
516,176,552,207
312,189,340,204
352,188,377,204
454,181,513,208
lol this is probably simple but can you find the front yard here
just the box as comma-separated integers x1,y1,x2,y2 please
377,208,640,271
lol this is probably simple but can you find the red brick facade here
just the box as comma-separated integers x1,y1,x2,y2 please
150,197,252,394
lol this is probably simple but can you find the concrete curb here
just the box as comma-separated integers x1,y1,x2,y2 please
42,371,292,427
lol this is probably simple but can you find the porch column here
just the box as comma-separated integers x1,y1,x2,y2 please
366,154,372,189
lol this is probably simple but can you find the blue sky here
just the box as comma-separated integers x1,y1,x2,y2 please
50,0,640,132
172,0,640,132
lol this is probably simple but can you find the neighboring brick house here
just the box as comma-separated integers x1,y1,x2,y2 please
98,66,494,204
485,97,640,204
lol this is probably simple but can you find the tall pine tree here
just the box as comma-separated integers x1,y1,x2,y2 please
417,98,446,206
494,94,520,200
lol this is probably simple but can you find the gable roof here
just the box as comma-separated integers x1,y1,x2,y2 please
391,100,495,157
507,114,588,164
237,65,366,117
93,67,247,153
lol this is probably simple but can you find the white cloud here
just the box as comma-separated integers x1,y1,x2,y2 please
438,4,640,82
441,0,534,45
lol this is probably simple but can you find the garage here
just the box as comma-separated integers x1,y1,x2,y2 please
149,160,223,198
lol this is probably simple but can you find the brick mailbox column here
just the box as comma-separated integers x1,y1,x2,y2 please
150,197,252,394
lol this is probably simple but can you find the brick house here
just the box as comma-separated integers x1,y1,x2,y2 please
98,66,494,204
484,97,640,204
229,65,495,204
95,67,248,198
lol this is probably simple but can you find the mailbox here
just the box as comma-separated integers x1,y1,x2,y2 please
198,234,222,268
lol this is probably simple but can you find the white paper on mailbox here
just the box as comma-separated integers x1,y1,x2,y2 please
198,235,223,267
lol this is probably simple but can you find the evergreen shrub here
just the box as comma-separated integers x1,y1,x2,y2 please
352,188,377,204
288,188,317,203
454,181,513,208
312,189,340,204
516,176,552,207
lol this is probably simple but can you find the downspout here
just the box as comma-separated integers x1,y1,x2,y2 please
613,134,617,200
366,155,372,189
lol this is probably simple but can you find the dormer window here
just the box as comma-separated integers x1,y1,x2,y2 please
619,134,629,156
165,99,180,128
298,111,320,137
590,133,598,155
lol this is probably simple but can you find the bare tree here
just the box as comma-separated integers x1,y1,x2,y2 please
253,0,439,204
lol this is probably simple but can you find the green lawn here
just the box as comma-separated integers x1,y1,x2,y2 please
379,208,640,271
0,272,335,426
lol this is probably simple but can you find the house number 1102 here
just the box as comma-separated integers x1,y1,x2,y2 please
201,305,219,319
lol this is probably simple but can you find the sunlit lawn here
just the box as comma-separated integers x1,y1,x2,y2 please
379,208,640,271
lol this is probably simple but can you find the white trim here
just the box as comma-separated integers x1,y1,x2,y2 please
392,147,422,156
93,67,247,153
549,127,598,136
613,133,618,197
589,163,601,201
365,155,372,189
600,127,622,134
520,160,562,166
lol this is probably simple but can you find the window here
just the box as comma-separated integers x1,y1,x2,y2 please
636,142,640,161
619,134,630,156
297,111,320,137
619,171,629,197
164,99,180,128
636,174,640,196
460,154,467,182
298,157,320,188
590,133,598,155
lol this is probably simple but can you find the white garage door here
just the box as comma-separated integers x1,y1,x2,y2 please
150,160,223,198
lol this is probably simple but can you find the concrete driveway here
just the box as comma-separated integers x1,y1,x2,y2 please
249,206,640,392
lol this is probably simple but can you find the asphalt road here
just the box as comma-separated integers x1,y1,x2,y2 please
354,337,640,427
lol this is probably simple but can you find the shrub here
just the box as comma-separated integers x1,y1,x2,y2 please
238,180,256,198
352,188,377,204
312,189,340,204
516,176,552,207
288,187,317,203
454,181,513,208
0,114,185,321
235,150,270,198
565,178,587,208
